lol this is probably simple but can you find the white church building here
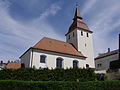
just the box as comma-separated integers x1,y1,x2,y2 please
20,7,95,69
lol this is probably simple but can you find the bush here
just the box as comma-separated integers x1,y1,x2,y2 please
0,68,96,81
0,80,120,90
110,60,120,69
96,73,107,81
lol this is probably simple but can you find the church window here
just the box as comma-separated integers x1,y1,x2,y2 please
56,57,63,68
86,64,89,68
40,55,46,63
87,33,89,37
81,31,83,36
69,35,70,39
73,60,79,68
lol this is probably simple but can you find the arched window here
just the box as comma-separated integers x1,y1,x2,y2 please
86,64,89,68
40,55,46,63
73,60,79,68
56,57,63,68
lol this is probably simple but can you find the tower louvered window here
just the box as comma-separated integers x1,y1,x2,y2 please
81,31,83,36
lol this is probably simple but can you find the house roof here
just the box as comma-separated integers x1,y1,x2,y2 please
32,37,85,57
66,8,92,35
95,49,119,60
5,62,25,69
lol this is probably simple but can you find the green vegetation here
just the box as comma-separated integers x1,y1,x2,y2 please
110,60,120,69
96,73,107,81
0,68,112,89
0,68,96,81
0,80,120,90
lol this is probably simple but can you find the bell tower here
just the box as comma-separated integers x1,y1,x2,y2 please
66,7,95,68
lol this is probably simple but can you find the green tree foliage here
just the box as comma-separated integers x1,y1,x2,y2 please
110,60,120,69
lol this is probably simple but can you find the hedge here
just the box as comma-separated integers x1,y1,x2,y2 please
0,80,120,90
0,68,96,81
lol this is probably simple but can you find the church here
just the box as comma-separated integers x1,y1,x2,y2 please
20,7,95,69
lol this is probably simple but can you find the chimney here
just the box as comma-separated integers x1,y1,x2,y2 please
108,48,110,53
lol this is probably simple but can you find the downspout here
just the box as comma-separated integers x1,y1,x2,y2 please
31,48,33,68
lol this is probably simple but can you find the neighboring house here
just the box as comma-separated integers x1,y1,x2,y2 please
95,49,119,73
20,7,95,69
0,61,7,70
5,62,25,69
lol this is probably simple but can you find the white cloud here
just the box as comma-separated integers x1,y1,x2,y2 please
81,0,97,15
82,0,120,56
1,0,120,62
0,1,63,62
39,4,61,20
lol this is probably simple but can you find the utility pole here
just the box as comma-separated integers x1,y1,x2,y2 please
118,34,120,61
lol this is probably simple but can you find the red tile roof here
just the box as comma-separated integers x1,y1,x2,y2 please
6,62,25,69
95,49,119,60
68,21,92,34
32,37,85,57
66,8,92,35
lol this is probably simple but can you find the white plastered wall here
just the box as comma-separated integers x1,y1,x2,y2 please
20,49,32,68
66,29,78,49
66,28,95,68
77,29,95,68
31,49,86,69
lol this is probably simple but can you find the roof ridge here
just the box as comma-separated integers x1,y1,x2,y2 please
41,37,70,44
95,49,119,60
102,49,119,55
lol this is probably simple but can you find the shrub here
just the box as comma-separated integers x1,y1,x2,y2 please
96,73,107,81
0,80,120,90
0,68,96,81
110,60,120,69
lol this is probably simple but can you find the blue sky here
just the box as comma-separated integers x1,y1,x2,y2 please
0,0,120,62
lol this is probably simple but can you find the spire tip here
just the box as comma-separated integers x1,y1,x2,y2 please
76,2,78,8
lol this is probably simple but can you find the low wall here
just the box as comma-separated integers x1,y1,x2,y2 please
95,70,106,74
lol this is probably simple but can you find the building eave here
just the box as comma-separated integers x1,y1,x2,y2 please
20,47,87,59
19,47,32,58
32,47,87,58
65,27,93,36
95,50,119,60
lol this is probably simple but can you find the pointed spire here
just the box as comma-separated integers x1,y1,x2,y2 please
65,6,92,35
74,8,80,17
73,6,83,21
